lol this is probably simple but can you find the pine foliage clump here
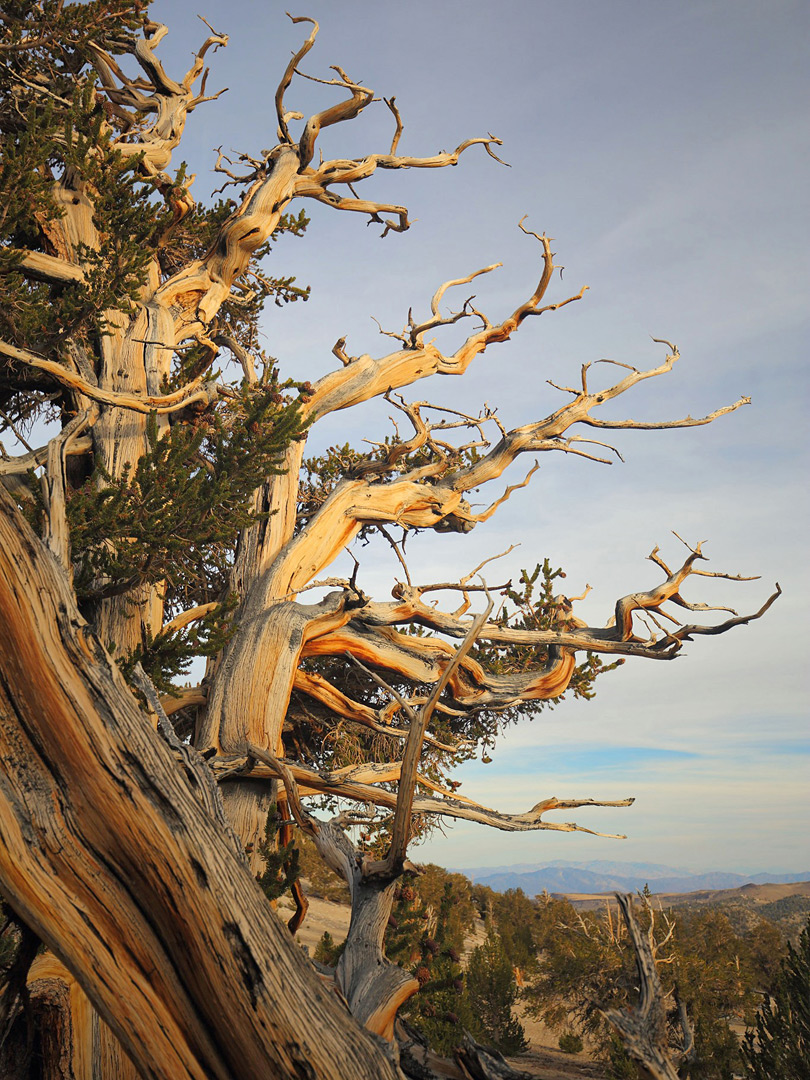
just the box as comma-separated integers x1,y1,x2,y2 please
463,925,528,1056
386,874,475,1054
743,916,810,1080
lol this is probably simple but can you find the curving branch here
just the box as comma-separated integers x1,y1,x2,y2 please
275,15,319,145
0,339,218,414
362,549,778,659
156,603,220,641
0,436,92,477
160,685,208,717
304,229,581,422
214,756,635,838
297,65,374,170
277,337,754,603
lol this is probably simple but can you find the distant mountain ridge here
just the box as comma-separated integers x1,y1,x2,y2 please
454,860,810,896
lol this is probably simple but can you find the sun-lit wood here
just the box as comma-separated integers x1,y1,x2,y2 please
0,10,777,1078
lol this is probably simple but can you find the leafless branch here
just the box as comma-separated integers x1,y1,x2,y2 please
601,895,691,1080
0,339,218,414
212,756,635,838
383,96,403,155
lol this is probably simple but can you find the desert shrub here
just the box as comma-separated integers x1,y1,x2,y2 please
558,1031,584,1054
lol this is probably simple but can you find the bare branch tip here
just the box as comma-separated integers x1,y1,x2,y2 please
651,336,678,356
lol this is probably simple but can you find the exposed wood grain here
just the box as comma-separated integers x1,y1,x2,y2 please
0,485,404,1080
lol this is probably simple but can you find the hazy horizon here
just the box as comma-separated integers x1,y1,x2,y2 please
446,857,810,878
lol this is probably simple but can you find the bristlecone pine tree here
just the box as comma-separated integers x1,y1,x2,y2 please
0,4,780,1079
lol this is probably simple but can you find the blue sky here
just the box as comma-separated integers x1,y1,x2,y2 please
150,1,807,874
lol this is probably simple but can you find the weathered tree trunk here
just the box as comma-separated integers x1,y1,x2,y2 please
601,895,692,1080
336,875,418,1039
5,956,140,1080
0,485,404,1080
219,778,278,877
309,820,420,1040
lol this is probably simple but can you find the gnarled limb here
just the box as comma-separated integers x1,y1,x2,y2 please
0,339,219,414
292,669,468,753
245,745,420,1040
89,17,228,177
356,552,778,662
0,436,92,477
216,756,634,839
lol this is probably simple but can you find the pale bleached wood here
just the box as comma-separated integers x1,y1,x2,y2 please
9,249,86,284
0,12,777,1067
600,895,689,1080
217,757,634,840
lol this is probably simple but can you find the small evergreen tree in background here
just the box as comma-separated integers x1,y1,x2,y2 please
743,916,810,1080
490,887,540,979
463,924,528,1055
313,932,344,968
